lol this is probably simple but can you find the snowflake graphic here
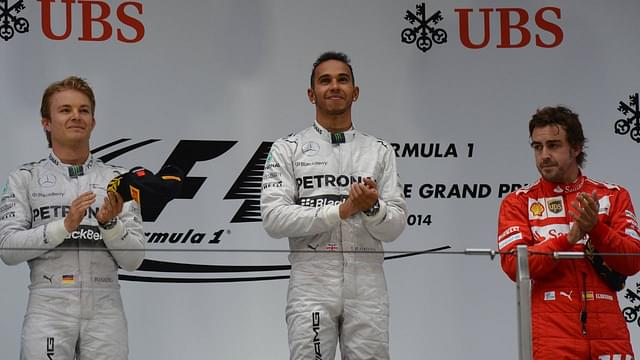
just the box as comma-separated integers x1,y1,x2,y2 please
622,282,640,328
614,93,640,143
401,2,447,53
0,0,29,41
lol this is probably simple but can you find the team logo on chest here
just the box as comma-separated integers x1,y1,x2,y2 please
529,196,566,220
38,173,56,188
546,197,564,215
529,201,545,218
302,142,320,157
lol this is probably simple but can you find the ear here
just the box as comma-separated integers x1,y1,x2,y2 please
91,117,96,131
353,86,360,102
41,117,51,131
571,145,582,159
307,88,316,104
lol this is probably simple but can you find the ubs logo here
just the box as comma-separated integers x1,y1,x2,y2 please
0,0,29,41
1,0,144,43
615,92,640,143
401,2,447,53
402,2,564,54
622,282,640,328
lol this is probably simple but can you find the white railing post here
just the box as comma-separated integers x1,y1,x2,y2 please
516,245,532,360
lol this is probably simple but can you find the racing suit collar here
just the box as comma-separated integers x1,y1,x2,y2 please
312,120,357,144
541,173,586,194
48,151,95,178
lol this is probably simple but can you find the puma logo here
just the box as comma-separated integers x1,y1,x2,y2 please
560,291,573,302
307,244,319,251
43,274,53,285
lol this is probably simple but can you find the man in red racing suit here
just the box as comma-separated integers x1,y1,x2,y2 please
497,106,640,359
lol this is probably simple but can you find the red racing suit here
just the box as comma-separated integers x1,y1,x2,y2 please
498,175,640,359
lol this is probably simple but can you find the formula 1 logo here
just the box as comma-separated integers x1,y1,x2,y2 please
94,138,273,223
93,138,236,221
615,92,640,143
92,138,293,283
0,0,29,41
622,282,640,328
224,141,273,223
401,2,447,53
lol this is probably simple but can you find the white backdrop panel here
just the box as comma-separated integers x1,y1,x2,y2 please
1,1,639,358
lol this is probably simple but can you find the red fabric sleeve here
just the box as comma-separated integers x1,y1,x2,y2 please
588,187,640,276
498,192,572,281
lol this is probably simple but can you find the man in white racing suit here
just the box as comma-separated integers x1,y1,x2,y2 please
261,52,407,359
0,76,144,360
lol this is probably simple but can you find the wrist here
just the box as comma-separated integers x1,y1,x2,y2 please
63,218,74,232
339,201,357,219
98,217,118,230
363,200,380,217
46,219,71,246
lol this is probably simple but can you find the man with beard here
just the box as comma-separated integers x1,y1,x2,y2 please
0,76,144,360
261,52,407,359
497,106,640,359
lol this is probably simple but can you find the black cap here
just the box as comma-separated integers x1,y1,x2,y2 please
107,165,184,220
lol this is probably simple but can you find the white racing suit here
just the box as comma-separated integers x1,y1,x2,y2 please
0,152,144,360
261,122,407,359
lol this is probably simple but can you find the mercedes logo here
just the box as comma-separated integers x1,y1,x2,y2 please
38,174,56,187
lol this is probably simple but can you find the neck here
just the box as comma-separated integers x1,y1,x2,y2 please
561,167,581,184
51,143,90,165
317,113,352,133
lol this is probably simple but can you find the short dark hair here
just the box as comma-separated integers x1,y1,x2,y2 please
41,76,96,148
529,105,587,167
310,51,355,87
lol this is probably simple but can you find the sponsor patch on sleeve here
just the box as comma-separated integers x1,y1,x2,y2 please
498,226,520,241
625,228,640,241
1,179,8,195
597,196,611,215
498,232,522,250
581,291,595,301
595,293,614,301
544,291,556,301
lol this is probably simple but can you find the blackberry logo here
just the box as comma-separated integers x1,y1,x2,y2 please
401,2,447,53
66,225,102,241
0,0,29,41
298,195,347,207
615,92,640,143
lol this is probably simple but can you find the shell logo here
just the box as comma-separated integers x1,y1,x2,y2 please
530,202,545,217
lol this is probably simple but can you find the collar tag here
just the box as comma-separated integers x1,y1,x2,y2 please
68,165,84,178
331,132,345,144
